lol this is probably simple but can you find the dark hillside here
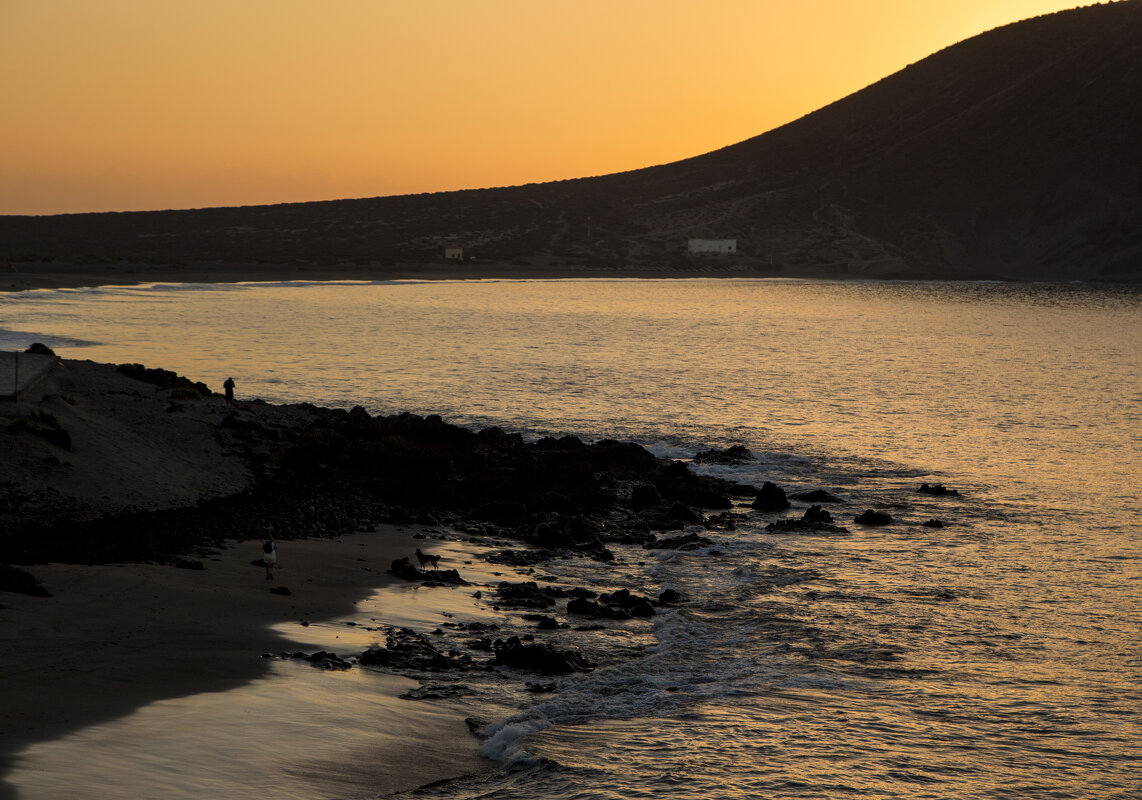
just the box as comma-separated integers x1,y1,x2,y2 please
2,1,1139,281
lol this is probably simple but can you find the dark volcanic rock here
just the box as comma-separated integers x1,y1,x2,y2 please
495,581,560,608
445,620,499,633
492,636,594,674
645,532,713,550
802,505,833,524
389,557,466,585
692,444,754,464
0,361,751,575
918,483,961,496
567,588,655,619
484,549,556,567
599,589,656,617
588,439,658,478
116,363,211,396
922,518,946,528
359,627,474,672
653,460,733,509
280,650,352,670
528,515,600,549
752,482,790,512
703,511,742,531
566,597,629,620
854,509,893,526
629,483,663,510
767,505,850,534
643,502,703,531
565,587,598,600
401,684,477,700
389,556,427,581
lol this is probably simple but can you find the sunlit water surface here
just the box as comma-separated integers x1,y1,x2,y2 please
3,279,1140,799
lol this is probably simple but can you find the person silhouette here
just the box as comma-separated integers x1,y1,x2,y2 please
262,533,277,581
223,377,235,407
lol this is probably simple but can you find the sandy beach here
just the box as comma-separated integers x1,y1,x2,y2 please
2,527,500,794
0,359,498,797
0,529,495,799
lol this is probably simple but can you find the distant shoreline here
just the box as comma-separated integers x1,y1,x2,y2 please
0,259,973,293
7,260,1140,293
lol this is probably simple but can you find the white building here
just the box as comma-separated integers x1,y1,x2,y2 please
687,238,737,255
444,246,464,261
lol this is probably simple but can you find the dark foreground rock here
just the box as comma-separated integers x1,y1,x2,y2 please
693,444,754,464
389,556,466,585
401,684,477,701
3,367,744,567
274,650,353,670
492,636,594,673
752,481,790,512
359,628,476,672
494,581,563,608
645,532,713,550
918,483,961,496
854,509,893,526
767,505,850,534
567,588,656,620
599,589,656,617
117,362,211,396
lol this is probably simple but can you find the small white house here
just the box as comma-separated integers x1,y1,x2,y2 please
444,246,464,261
687,238,737,255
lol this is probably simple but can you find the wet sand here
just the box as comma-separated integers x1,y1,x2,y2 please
0,529,490,799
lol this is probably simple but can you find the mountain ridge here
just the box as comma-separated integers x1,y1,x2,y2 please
3,1,1140,282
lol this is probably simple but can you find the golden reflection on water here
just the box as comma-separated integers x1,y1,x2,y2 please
3,279,1140,799
5,279,1139,513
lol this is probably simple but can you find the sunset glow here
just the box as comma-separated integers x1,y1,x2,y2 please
1,0,1087,215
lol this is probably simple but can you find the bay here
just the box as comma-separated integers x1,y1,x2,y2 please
3,278,1139,799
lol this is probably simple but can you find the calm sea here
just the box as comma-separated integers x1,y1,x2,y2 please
3,279,1140,799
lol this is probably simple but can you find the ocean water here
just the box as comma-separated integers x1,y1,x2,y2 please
3,278,1140,799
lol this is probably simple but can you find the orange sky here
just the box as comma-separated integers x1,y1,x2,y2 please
0,0,1086,215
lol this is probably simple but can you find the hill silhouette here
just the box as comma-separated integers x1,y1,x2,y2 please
3,1,1140,282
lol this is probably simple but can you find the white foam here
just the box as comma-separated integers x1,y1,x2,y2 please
479,716,551,766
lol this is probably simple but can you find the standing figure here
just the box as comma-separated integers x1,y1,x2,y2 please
223,377,236,407
262,534,277,581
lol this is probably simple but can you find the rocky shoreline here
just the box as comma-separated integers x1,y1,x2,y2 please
0,356,760,796
1,355,970,798
1,357,755,569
